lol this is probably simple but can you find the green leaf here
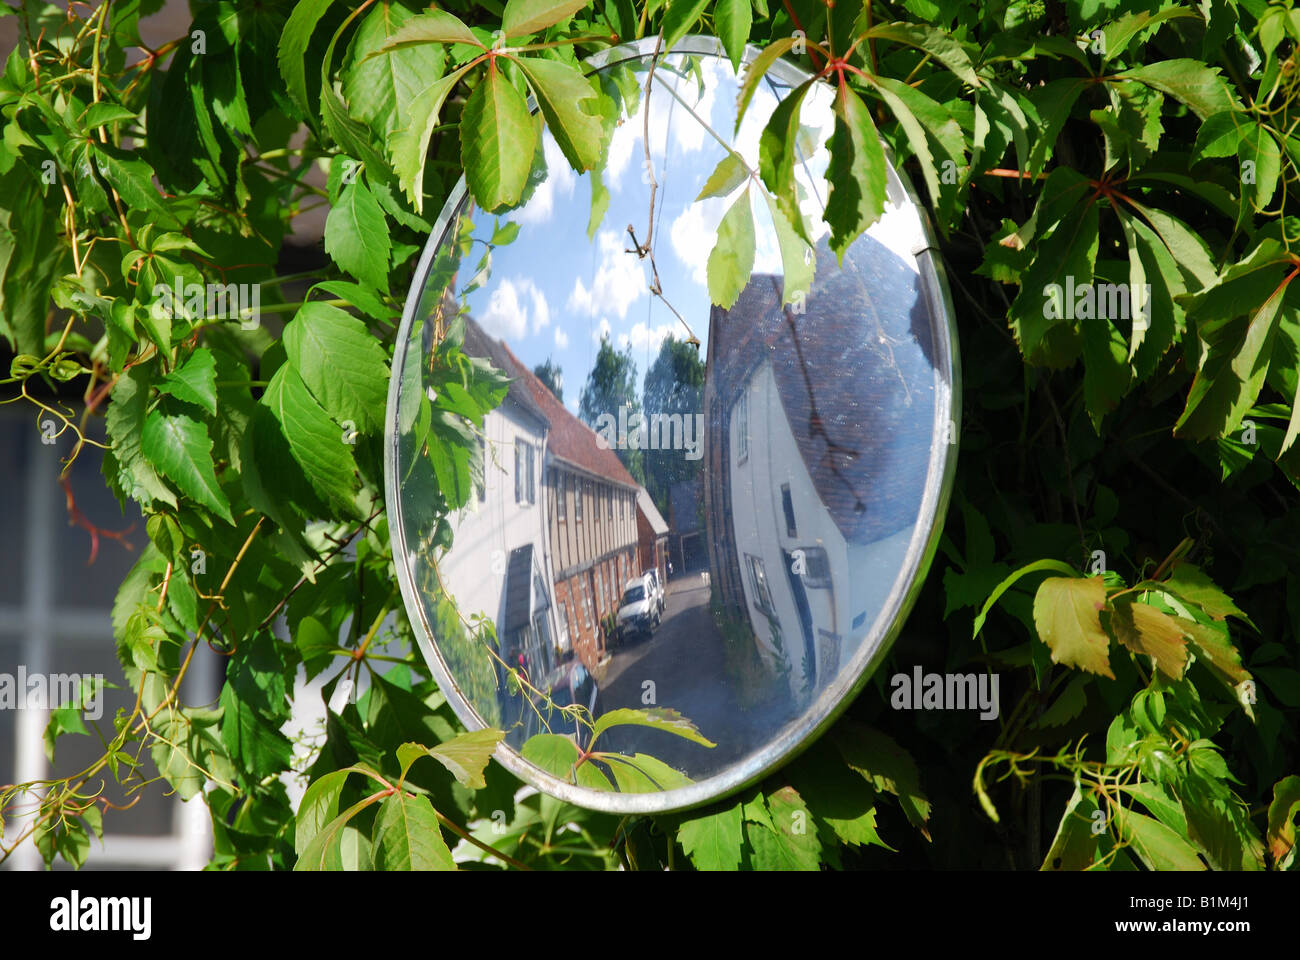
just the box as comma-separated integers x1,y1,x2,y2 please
397,728,505,789
158,348,217,415
141,412,233,524
589,707,716,748
278,0,335,116
91,145,180,229
972,558,1078,638
746,786,821,870
715,0,752,72
1116,807,1206,870
521,732,582,781
865,22,980,87
325,175,391,290
831,722,931,836
390,65,473,212
707,186,756,309
295,795,375,871
106,366,177,509
371,792,455,870
1024,78,1088,179
697,152,748,200
677,801,743,870
344,2,446,140
1160,563,1253,624
762,190,814,307
1266,775,1300,868
736,36,796,131
759,78,814,244
1041,785,1102,870
502,0,591,38
1117,59,1236,120
1194,110,1248,161
1033,576,1115,679
515,57,607,172
661,0,711,53
460,65,537,212
376,9,483,52
283,301,390,433
868,75,964,222
825,85,887,259
261,364,359,512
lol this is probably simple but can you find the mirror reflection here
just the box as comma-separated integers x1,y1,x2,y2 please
390,43,951,797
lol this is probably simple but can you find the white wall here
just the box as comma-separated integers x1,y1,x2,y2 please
727,362,917,697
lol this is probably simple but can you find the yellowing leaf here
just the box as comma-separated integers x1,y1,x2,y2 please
1107,598,1188,680
1033,576,1114,678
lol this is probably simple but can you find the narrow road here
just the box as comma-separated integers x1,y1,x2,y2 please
597,572,792,779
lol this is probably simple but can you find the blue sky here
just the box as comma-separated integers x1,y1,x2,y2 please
456,54,829,415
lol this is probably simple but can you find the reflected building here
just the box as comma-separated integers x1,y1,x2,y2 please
704,236,936,701
635,486,669,588
440,316,642,696
438,318,561,702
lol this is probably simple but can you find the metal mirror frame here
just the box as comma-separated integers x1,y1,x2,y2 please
384,34,962,815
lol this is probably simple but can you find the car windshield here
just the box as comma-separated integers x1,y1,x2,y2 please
622,586,645,604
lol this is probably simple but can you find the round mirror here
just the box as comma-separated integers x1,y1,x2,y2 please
385,35,959,814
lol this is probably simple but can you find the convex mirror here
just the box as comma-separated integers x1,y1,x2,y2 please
386,36,960,814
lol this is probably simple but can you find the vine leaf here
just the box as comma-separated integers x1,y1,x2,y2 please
141,412,233,525
1106,598,1188,680
324,176,392,290
677,800,743,870
589,707,715,748
1267,775,1300,868
715,0,752,73
515,56,608,172
706,186,755,309
825,84,887,261
460,64,537,211
502,0,590,38
278,0,335,117
283,302,390,433
372,793,456,870
1032,576,1114,678
390,65,474,212
261,364,360,512
396,728,505,789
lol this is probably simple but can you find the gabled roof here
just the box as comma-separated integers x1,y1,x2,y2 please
636,486,669,536
706,234,936,544
497,341,640,490
461,316,550,432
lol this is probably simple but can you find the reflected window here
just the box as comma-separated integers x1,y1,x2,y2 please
746,553,774,615
781,483,796,537
800,546,832,589
515,439,536,505
576,476,584,522
736,391,749,462
557,473,566,521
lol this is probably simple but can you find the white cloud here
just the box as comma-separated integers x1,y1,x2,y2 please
554,325,569,349
514,134,576,226
529,284,551,333
593,317,612,343
568,230,647,320
479,276,550,342
617,320,677,356
608,57,726,194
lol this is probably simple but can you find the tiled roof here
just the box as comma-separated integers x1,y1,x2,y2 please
461,316,550,431
495,339,640,489
707,234,936,544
